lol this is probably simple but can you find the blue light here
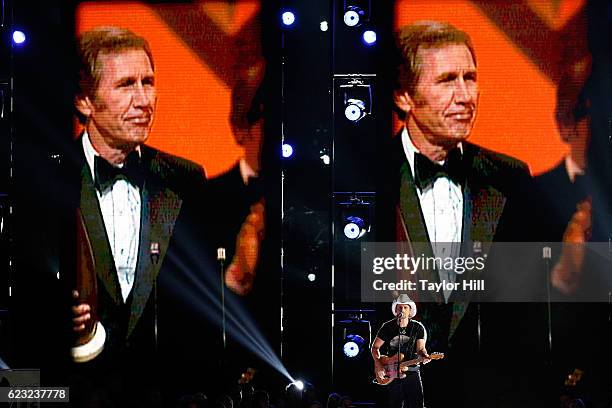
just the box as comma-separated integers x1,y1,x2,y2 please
282,143,294,158
362,30,376,45
12,30,26,45
281,11,296,26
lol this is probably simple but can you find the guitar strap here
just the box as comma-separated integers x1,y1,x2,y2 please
398,321,418,360
406,322,417,360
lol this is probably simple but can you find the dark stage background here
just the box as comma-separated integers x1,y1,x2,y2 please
1,0,611,406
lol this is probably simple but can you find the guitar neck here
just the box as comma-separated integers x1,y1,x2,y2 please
399,356,424,369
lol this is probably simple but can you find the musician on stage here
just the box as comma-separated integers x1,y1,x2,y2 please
371,294,431,408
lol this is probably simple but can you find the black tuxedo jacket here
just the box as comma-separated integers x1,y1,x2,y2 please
68,141,223,402
376,133,535,354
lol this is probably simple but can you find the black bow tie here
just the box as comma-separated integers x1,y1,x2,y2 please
414,148,464,190
94,151,144,191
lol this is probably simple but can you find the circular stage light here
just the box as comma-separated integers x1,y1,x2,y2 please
344,99,366,122
294,380,304,390
363,30,377,45
320,21,329,32
343,216,367,240
344,10,360,27
282,11,296,26
13,30,26,45
343,222,361,240
343,341,359,358
343,334,365,358
307,273,316,282
282,143,294,158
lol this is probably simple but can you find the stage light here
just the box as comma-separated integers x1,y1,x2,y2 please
343,1,370,27
281,11,295,26
362,30,376,45
339,78,373,123
282,143,294,158
320,21,329,32
12,30,26,45
343,7,363,27
319,148,330,165
344,99,366,122
307,273,316,282
342,334,365,358
343,216,367,240
286,380,305,391
337,194,374,240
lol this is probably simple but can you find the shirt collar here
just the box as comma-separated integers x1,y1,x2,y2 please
564,155,586,183
400,127,463,177
82,131,99,182
239,157,259,185
82,131,142,181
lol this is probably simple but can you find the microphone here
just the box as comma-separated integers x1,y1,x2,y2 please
397,311,404,320
217,247,227,350
150,242,160,265
217,247,226,263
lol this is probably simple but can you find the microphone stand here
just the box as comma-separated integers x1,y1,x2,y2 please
217,248,227,351
397,312,403,382
543,246,553,362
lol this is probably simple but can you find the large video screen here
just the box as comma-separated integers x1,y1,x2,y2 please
76,1,263,177
395,0,588,174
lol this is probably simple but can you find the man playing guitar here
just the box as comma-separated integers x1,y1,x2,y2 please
371,294,431,408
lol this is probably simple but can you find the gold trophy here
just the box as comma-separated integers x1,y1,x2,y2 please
70,210,105,362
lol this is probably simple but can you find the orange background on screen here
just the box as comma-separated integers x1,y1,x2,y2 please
77,1,260,177
395,0,578,175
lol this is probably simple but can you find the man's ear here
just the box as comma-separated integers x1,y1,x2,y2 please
393,89,413,116
75,94,93,119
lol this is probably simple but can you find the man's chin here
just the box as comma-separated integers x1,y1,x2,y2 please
128,131,149,144
115,134,149,151
441,131,471,146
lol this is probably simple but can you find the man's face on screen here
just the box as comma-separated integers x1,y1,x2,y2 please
85,49,157,150
405,44,478,146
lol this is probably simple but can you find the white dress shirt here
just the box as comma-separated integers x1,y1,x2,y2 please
401,128,463,301
82,133,141,302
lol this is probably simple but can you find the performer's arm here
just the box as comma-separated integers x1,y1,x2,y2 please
371,337,387,381
416,339,431,364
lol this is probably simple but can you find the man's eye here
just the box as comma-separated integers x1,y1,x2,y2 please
438,74,456,83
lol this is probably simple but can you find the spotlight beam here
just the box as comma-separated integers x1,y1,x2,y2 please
161,250,294,382
0,356,9,369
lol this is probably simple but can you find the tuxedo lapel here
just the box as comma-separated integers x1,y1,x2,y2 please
391,134,442,303
80,164,123,306
397,163,443,303
463,144,506,245
448,144,507,335
127,148,183,338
